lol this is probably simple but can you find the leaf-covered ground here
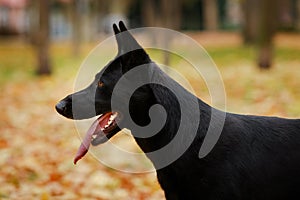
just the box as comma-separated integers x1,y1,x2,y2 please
0,32,299,199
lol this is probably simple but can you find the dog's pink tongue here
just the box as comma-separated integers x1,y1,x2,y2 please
73,118,102,164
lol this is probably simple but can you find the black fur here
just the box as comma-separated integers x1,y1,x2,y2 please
56,21,300,200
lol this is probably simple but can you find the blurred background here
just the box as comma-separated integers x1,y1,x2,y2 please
0,0,299,199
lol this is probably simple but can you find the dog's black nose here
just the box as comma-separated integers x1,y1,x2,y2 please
55,96,74,119
55,100,67,115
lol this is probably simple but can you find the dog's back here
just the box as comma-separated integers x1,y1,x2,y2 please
158,112,300,199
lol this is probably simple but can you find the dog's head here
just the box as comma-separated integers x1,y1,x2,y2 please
55,21,155,163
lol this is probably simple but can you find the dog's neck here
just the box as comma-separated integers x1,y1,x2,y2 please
133,85,181,150
128,65,211,166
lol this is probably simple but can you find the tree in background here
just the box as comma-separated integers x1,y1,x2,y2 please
69,0,81,57
142,0,182,66
297,0,300,30
256,0,278,69
142,0,181,29
242,0,278,69
242,0,259,44
203,0,219,30
36,0,51,75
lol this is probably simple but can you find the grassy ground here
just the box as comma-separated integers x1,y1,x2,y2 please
0,32,299,199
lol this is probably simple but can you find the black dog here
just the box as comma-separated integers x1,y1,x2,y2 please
56,21,300,200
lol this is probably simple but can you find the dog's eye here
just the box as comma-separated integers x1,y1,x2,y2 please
98,81,104,88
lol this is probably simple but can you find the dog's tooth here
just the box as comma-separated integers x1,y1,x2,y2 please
104,124,109,128
92,135,97,139
111,115,117,120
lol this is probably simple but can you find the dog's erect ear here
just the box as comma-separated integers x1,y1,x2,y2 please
119,21,128,32
113,21,143,55
113,21,150,73
113,23,120,35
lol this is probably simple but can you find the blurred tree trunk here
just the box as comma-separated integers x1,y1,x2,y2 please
70,0,81,56
36,0,51,75
79,0,91,42
257,0,278,69
27,0,38,45
142,0,182,66
142,0,181,28
242,0,278,69
278,0,293,28
161,0,181,66
203,0,218,30
142,0,159,54
161,0,181,29
142,0,156,27
297,0,300,30
242,0,259,44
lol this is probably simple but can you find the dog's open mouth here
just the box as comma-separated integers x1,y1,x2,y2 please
74,112,121,164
